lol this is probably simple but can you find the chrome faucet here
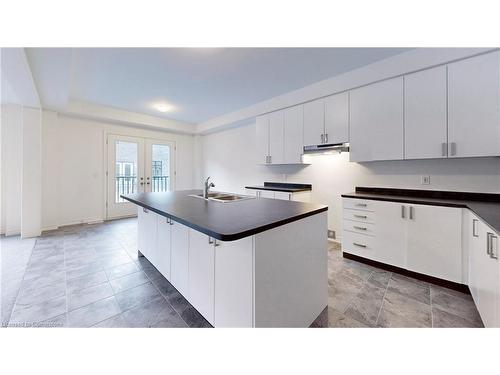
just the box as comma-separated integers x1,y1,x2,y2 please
204,176,215,199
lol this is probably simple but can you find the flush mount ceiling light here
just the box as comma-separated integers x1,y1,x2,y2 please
155,103,171,113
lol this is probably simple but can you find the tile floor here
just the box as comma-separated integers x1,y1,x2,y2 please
311,241,483,328
1,218,483,328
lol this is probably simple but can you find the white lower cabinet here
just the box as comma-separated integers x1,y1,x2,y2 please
246,189,311,202
137,207,157,260
188,229,215,325
466,210,499,327
214,236,254,327
156,215,172,280
342,198,463,283
406,204,462,283
170,220,190,298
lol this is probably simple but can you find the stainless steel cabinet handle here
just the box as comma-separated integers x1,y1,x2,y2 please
140,182,145,185
353,214,367,219
472,219,479,237
409,206,414,220
450,142,457,156
353,242,367,248
441,142,447,157
486,233,492,255
214,239,220,247
169,219,174,226
353,226,367,231
490,234,498,259
401,205,405,219
208,237,214,244
325,133,329,143
143,208,148,213
269,155,272,164
320,134,324,143
355,203,367,207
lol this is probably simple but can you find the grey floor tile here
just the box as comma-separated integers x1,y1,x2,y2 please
99,255,132,270
121,296,176,327
367,270,392,289
311,306,368,328
179,305,212,328
9,295,67,326
67,271,109,294
387,273,430,305
431,288,482,326
105,262,139,280
15,280,66,309
344,283,386,326
114,282,162,312
152,312,188,328
432,307,483,328
109,271,150,294
67,296,121,328
142,266,163,281
39,313,67,328
377,290,432,328
68,281,114,311
66,260,103,280
92,313,128,328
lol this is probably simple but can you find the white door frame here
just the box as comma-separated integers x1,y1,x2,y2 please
105,134,176,220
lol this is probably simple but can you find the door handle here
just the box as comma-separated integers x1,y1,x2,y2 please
353,242,367,248
353,214,367,219
472,219,479,237
401,205,405,219
490,234,498,259
325,133,328,143
353,226,367,231
143,208,148,213
441,143,447,157
409,206,414,220
320,134,324,143
208,237,214,244
355,203,367,207
269,155,272,164
486,233,492,255
214,239,220,247
450,142,457,156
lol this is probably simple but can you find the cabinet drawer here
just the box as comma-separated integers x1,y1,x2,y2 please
342,230,376,259
343,208,376,223
343,220,375,236
343,198,375,212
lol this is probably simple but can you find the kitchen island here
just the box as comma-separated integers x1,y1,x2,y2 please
122,190,328,327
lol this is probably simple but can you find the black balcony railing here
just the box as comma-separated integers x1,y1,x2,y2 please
151,175,169,192
115,175,170,202
116,176,137,202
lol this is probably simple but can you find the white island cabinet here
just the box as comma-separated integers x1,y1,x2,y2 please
134,197,327,328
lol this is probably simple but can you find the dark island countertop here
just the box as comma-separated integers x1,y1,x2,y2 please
122,189,327,241
342,187,500,234
245,182,312,193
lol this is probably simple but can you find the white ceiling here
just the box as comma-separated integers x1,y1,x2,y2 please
26,48,411,124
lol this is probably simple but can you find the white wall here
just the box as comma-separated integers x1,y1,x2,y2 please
41,111,196,230
200,121,500,239
1,104,23,235
21,107,42,237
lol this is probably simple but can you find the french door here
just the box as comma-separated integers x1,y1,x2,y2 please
107,135,175,219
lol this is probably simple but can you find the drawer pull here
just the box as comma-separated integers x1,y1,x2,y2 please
490,234,498,259
353,242,367,248
143,208,149,213
353,226,367,231
472,219,479,237
355,203,367,207
353,214,367,219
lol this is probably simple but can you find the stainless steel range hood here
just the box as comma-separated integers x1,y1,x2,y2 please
303,142,350,154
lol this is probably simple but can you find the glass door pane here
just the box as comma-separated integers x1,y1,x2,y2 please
150,143,171,192
115,140,139,202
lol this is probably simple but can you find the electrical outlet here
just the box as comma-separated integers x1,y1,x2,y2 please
327,230,336,239
421,175,431,185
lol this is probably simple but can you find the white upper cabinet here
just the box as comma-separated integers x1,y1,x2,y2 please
268,110,284,164
303,98,325,146
324,92,349,144
256,114,269,164
404,66,448,159
283,105,304,164
350,77,404,162
448,51,500,158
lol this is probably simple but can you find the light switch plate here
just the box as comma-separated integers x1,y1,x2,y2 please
421,175,431,185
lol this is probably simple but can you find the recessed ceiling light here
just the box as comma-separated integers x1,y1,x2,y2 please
155,104,171,113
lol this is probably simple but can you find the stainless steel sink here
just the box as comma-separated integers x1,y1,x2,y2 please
189,192,255,203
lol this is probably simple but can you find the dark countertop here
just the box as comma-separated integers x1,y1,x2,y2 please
245,182,312,193
122,190,327,241
342,187,500,234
